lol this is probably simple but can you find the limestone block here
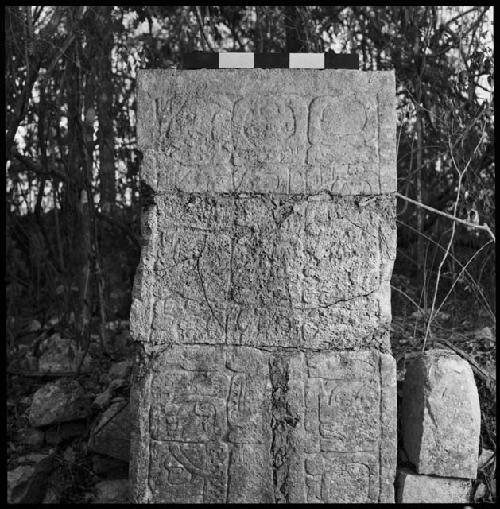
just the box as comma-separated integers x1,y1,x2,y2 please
396,468,471,503
131,193,396,351
137,69,396,195
130,347,396,503
401,349,480,478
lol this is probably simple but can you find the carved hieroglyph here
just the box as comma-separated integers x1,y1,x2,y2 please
131,69,397,503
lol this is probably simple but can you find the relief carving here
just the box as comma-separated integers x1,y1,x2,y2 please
233,95,307,165
151,441,228,503
165,95,232,165
304,377,380,452
307,96,378,167
304,453,376,503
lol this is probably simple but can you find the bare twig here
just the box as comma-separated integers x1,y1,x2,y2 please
195,6,214,51
397,218,494,316
435,337,496,383
423,157,463,349
433,239,495,322
11,151,68,182
395,192,495,242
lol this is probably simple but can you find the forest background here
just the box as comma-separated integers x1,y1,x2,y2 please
4,5,496,502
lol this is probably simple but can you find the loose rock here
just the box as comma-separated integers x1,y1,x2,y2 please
38,335,92,373
109,360,132,380
401,349,480,478
88,401,132,462
7,452,55,503
92,479,129,503
29,379,91,428
17,427,45,447
396,468,471,503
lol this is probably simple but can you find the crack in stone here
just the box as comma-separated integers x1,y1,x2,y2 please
269,356,299,503
195,235,226,333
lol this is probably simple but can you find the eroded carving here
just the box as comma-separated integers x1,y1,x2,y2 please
305,454,377,503
165,95,233,165
307,95,378,168
150,441,228,503
233,95,308,165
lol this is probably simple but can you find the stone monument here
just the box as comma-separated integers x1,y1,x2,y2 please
130,69,397,503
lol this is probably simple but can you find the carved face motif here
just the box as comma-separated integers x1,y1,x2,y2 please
242,97,296,147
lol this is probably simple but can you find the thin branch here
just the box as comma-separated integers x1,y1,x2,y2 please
397,218,494,317
435,336,496,383
11,152,68,182
441,6,483,30
40,32,77,81
423,166,463,348
194,6,214,51
395,192,495,242
433,239,495,321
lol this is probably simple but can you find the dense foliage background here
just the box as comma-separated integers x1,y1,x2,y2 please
5,6,496,501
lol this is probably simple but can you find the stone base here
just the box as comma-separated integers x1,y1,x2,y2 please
130,346,396,503
396,468,471,503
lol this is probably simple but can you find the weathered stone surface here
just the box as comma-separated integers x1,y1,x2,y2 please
8,465,37,503
29,379,91,428
131,69,397,503
16,427,45,447
38,335,92,373
131,194,396,351
88,401,132,462
396,468,471,503
137,70,396,195
130,346,396,503
92,479,129,504
401,349,480,479
7,452,56,504
109,360,133,379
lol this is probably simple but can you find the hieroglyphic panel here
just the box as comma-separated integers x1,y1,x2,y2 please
145,346,273,504
136,70,396,195
132,69,397,504
289,351,392,503
303,354,380,454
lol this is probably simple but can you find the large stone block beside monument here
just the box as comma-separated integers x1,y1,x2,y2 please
401,350,481,479
130,68,398,503
396,468,471,503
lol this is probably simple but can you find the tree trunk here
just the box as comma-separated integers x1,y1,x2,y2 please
284,6,301,51
96,6,115,211
66,36,91,345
